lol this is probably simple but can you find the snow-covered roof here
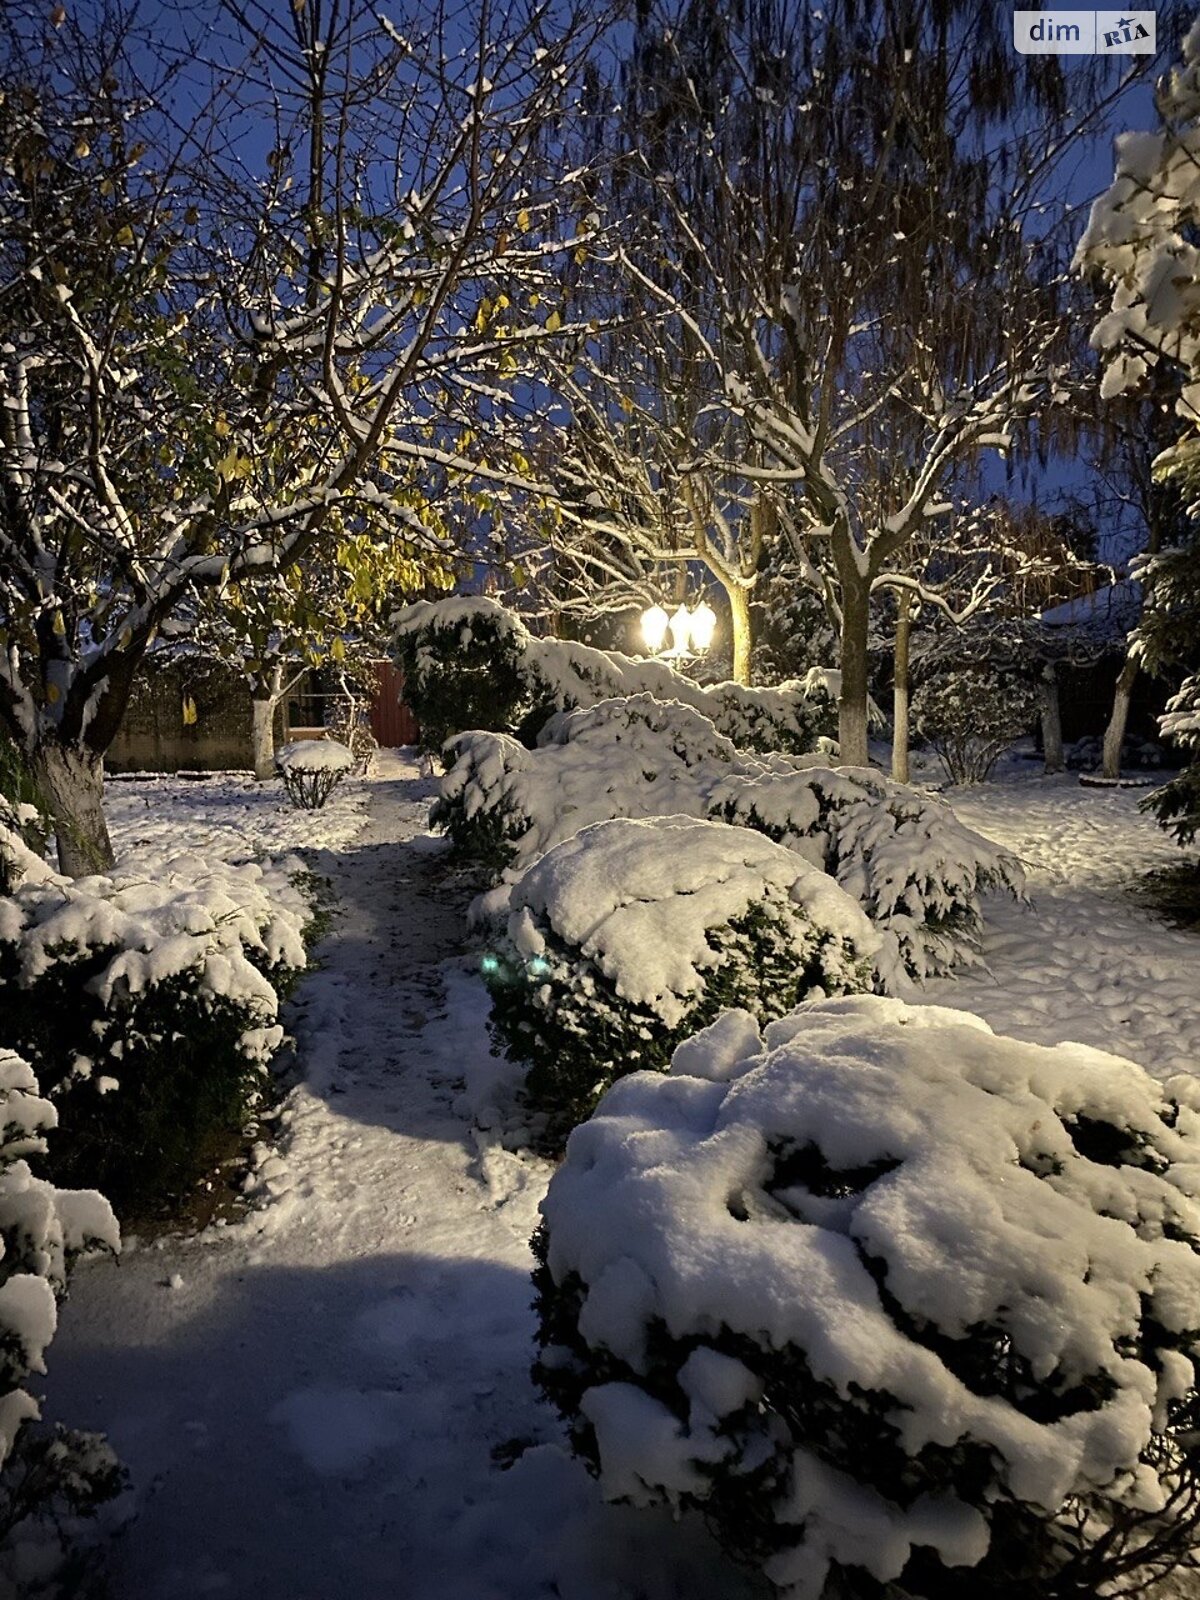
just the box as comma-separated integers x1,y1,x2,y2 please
1040,579,1141,635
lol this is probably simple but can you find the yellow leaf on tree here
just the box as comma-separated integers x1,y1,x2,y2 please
330,637,346,662
214,417,230,437
545,309,562,333
517,208,531,232
115,224,135,247
182,695,198,726
46,683,60,704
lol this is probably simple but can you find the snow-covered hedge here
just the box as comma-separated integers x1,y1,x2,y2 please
710,765,1024,988
0,1048,121,1540
434,695,746,877
438,705,1021,990
393,596,837,758
275,739,355,810
536,996,1200,1600
1147,676,1200,845
0,834,312,1215
484,817,877,1144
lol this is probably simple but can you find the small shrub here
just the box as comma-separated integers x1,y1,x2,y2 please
536,995,1200,1600
275,739,355,809
912,664,1040,784
0,1047,122,1552
483,815,877,1145
0,847,311,1217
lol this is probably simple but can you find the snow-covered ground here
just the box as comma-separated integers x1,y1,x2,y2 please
37,754,1200,1600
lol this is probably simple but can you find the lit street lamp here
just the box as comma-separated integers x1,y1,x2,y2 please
641,598,717,660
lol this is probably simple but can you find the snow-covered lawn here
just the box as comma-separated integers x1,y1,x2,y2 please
36,754,1200,1600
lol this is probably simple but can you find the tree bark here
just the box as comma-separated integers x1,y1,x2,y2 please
728,584,753,686
32,741,114,876
1040,664,1065,775
837,576,872,767
1102,652,1139,780
891,590,912,784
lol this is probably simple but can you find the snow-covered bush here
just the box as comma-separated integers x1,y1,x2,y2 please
0,1048,122,1547
1147,676,1200,845
0,847,311,1215
434,695,743,876
0,742,49,878
484,817,877,1144
275,739,355,810
711,765,1024,987
912,663,1040,784
393,596,836,759
536,996,1200,1600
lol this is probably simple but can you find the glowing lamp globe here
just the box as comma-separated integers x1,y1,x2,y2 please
669,603,692,654
641,604,670,653
689,599,717,651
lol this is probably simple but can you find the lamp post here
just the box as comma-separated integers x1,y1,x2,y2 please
640,598,717,661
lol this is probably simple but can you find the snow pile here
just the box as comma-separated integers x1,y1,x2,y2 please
0,1046,119,1494
0,849,312,1210
276,740,356,811
275,740,356,773
393,595,836,757
536,995,1200,1600
486,817,877,1142
0,799,55,896
712,765,1025,987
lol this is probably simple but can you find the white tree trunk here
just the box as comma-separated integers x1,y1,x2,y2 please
251,695,277,781
1041,665,1065,775
33,741,115,876
891,592,912,784
1103,654,1139,781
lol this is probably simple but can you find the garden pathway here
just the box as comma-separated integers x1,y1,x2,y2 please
44,752,757,1600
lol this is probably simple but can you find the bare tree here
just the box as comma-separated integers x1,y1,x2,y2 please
0,0,600,871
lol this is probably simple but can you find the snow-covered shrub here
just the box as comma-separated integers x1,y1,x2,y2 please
275,739,355,809
912,664,1040,784
1145,676,1200,845
0,849,311,1215
536,996,1200,1600
484,817,877,1145
434,696,742,876
0,1048,122,1547
393,596,835,759
711,765,1024,988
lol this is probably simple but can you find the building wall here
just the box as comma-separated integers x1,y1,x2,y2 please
106,659,284,773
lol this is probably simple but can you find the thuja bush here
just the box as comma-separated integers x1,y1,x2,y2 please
709,765,1024,988
483,816,877,1147
0,1048,122,1557
0,826,312,1218
535,996,1200,1600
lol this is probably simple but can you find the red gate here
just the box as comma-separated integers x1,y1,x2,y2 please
368,661,420,747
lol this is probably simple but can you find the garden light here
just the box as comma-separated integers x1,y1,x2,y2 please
640,604,670,653
689,599,717,652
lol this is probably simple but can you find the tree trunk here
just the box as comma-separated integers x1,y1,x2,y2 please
1040,664,1065,775
251,694,278,781
1102,652,1139,780
891,591,912,784
250,665,284,781
33,741,114,876
728,584,753,686
837,578,871,767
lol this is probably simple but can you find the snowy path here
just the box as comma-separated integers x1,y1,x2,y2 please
46,753,758,1600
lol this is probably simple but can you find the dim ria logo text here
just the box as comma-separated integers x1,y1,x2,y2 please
1013,11,1155,53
